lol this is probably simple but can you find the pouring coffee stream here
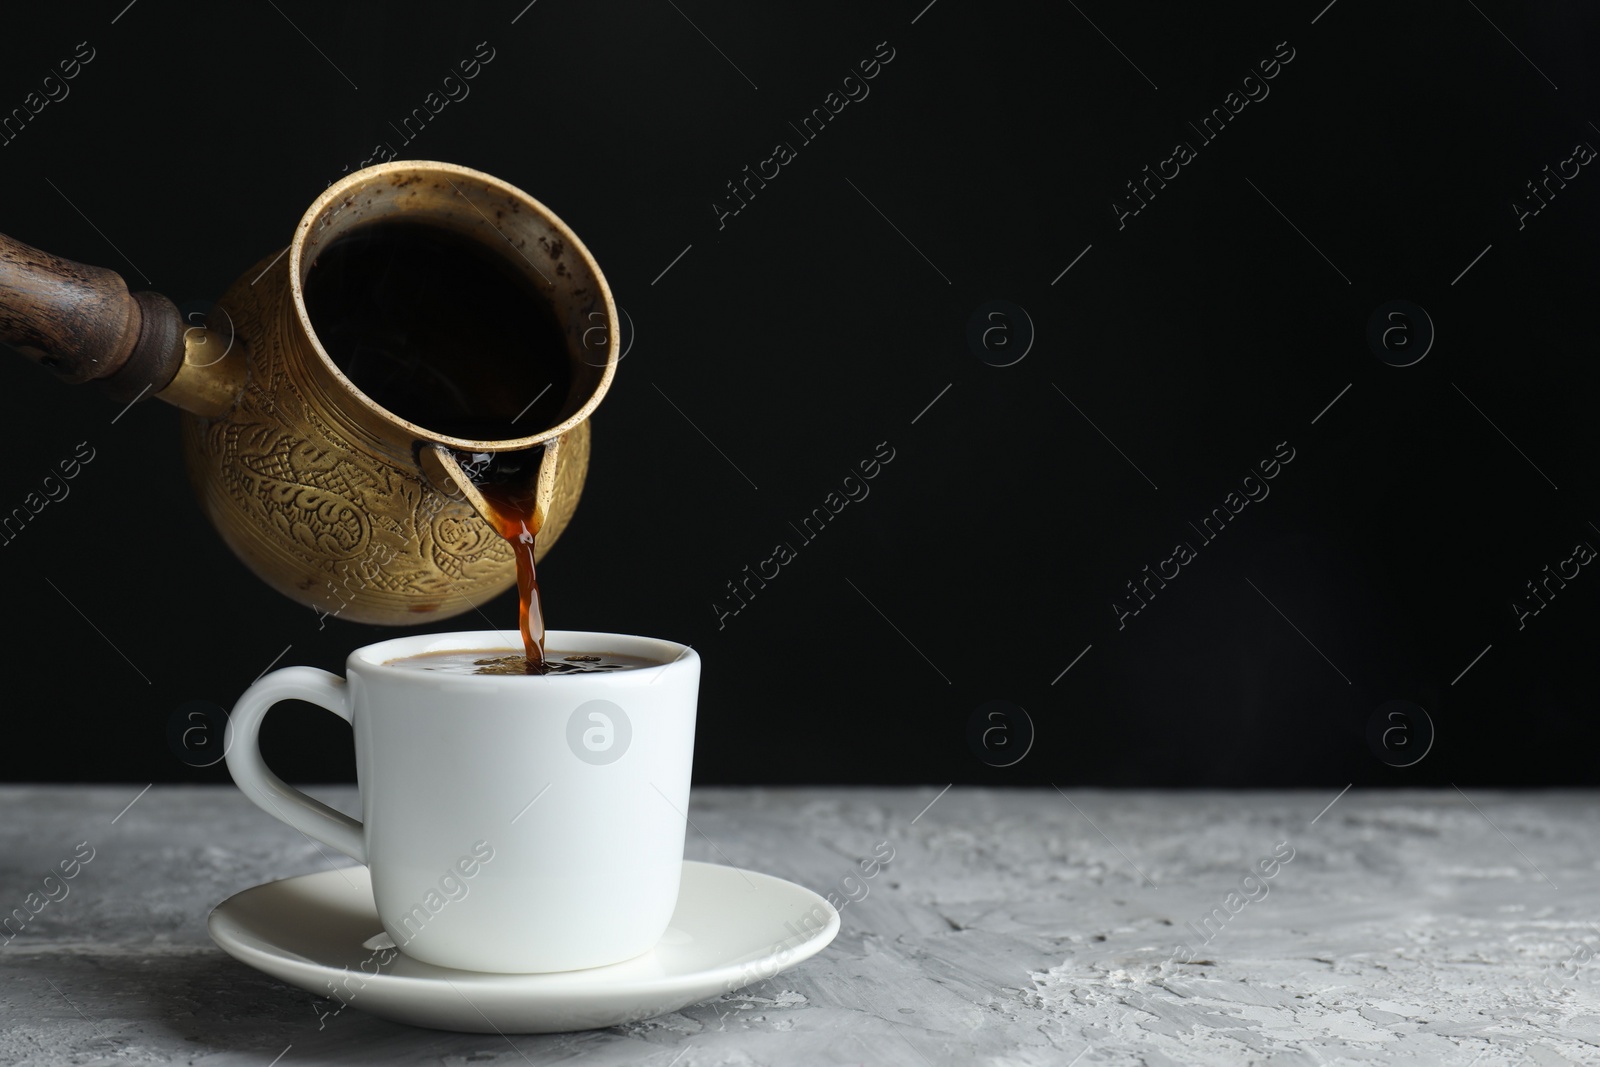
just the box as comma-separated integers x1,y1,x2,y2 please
450,446,556,673
0,161,619,633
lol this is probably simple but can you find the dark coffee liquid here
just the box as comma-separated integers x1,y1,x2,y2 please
385,650,665,676
303,220,570,674
303,220,569,441
466,449,548,672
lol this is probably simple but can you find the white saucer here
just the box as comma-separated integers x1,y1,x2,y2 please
208,860,839,1033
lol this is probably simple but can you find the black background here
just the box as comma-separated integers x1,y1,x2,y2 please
0,1,1595,787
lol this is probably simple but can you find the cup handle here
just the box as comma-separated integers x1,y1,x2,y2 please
224,666,365,864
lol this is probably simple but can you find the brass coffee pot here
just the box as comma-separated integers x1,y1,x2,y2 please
0,161,618,624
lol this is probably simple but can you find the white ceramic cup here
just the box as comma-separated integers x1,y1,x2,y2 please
224,629,699,973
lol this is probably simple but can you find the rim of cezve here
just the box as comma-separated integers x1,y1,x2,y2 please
287,159,619,453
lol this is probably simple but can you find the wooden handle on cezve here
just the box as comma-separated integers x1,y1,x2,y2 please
0,230,187,401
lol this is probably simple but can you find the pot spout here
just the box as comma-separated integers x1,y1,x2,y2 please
422,435,567,535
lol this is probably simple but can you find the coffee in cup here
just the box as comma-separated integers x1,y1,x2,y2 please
385,649,667,675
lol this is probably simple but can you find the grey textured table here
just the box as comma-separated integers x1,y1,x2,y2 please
1,786,1596,1065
